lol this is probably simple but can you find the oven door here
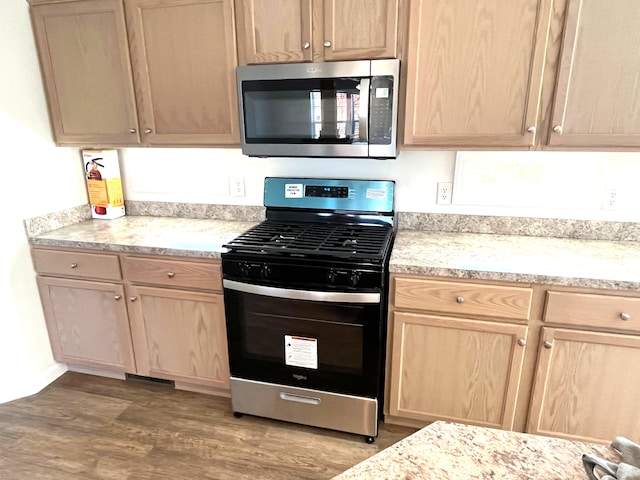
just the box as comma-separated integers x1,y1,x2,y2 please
223,279,384,398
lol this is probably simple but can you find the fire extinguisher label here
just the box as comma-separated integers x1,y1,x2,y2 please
87,179,108,207
106,178,124,207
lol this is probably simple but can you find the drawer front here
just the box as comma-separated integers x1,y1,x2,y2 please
545,291,640,332
394,277,532,321
123,256,221,291
32,249,121,281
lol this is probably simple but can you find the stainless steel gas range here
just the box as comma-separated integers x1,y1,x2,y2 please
221,177,395,443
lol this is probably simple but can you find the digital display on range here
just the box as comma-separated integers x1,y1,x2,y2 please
305,185,349,198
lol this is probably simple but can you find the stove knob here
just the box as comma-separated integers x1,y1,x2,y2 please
240,262,250,277
260,265,271,279
349,271,361,287
327,270,337,284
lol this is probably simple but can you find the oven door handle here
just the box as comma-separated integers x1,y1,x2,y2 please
223,279,380,304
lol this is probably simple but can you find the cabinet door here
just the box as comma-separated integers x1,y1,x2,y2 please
128,285,230,388
235,0,312,64
323,0,398,61
403,0,552,148
126,0,239,145
389,312,527,429
528,328,640,443
548,0,640,147
30,0,140,145
37,277,136,372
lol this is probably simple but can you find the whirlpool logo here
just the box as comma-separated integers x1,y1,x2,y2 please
306,67,321,74
292,374,307,381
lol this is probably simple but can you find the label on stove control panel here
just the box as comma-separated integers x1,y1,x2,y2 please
285,183,303,198
285,335,318,369
366,188,387,200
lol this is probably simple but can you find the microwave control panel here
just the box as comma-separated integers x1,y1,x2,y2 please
369,76,394,145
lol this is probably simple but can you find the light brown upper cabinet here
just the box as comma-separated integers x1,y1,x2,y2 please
125,0,239,145
403,0,553,148
29,0,239,146
235,0,398,65
29,0,141,145
548,0,640,148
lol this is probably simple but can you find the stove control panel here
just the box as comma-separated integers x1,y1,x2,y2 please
223,258,381,291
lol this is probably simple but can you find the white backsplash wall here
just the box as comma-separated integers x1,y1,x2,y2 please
121,148,640,222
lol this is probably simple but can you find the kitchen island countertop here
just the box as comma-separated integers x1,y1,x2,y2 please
334,421,617,480
390,230,640,290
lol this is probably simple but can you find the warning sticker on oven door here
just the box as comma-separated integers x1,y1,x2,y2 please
285,335,318,369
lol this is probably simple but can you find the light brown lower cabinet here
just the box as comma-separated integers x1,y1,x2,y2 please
33,247,230,393
37,276,136,372
527,327,640,443
388,311,528,430
127,285,229,389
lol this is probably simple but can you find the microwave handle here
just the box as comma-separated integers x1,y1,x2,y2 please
358,78,370,142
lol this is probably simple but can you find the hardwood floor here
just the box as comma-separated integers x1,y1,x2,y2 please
0,373,417,479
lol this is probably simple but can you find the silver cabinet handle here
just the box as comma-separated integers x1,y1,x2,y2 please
70,263,78,269
323,41,331,47
620,312,631,321
167,272,175,278
553,125,563,134
543,341,553,349
144,128,152,134
114,295,122,301
518,338,526,347
129,296,138,302
129,128,136,134
527,125,536,134
456,296,464,304
303,42,310,49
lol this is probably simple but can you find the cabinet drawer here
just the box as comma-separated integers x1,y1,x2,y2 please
123,256,221,291
545,291,640,332
32,249,121,281
393,277,532,321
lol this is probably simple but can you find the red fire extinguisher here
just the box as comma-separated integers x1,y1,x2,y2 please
85,159,107,215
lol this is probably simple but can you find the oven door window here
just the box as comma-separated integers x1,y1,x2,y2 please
242,78,365,145
224,288,382,398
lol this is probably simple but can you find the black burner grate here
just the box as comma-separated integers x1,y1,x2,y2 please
224,220,393,260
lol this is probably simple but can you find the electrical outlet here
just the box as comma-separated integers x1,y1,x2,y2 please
230,177,245,197
437,182,453,205
602,187,619,210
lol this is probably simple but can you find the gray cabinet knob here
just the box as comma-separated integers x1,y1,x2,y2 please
129,128,136,134
543,340,553,349
527,125,536,134
129,296,138,302
114,295,122,301
456,296,464,304
323,41,331,47
144,128,152,134
553,125,563,134
167,272,175,278
620,312,631,321
518,338,526,347
70,263,78,269
303,42,310,49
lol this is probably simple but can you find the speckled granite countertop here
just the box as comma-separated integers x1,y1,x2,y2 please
390,231,640,291
334,422,616,480
29,216,258,259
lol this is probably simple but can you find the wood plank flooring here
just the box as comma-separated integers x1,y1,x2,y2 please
0,373,417,479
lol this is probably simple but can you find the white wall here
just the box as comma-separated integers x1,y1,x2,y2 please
0,0,88,403
122,148,640,222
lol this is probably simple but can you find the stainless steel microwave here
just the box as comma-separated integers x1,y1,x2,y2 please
236,59,400,159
